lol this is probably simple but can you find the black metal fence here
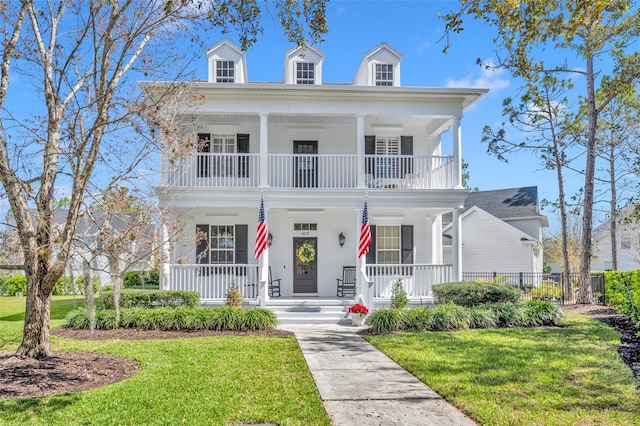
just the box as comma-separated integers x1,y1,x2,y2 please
462,272,606,305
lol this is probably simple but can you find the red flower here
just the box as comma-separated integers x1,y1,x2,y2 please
347,303,369,315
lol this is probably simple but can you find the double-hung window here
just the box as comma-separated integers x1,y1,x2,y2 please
216,60,235,83
210,225,235,264
375,63,393,86
296,62,315,84
376,226,400,264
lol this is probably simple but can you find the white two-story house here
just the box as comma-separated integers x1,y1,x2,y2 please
141,39,487,310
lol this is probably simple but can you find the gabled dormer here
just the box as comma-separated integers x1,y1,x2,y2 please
206,39,247,84
283,44,324,85
353,42,402,87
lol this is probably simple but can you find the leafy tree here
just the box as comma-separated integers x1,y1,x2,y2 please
0,0,328,359
442,0,640,303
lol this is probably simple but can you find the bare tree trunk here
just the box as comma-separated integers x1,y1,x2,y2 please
16,276,52,359
609,140,618,271
108,249,122,328
577,54,597,304
83,259,95,332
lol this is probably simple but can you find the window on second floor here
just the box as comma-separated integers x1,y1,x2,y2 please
375,136,399,179
198,133,236,177
216,60,235,83
375,63,393,86
296,62,315,84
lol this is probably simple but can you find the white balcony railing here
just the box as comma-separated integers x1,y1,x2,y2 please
366,264,452,299
163,153,455,189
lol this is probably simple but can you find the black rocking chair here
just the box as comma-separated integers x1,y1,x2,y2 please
336,266,357,297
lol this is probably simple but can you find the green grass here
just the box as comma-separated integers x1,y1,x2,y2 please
366,313,640,426
0,296,329,426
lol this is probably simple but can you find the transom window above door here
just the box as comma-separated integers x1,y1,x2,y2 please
294,223,317,231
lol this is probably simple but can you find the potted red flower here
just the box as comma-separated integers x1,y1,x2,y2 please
347,303,369,326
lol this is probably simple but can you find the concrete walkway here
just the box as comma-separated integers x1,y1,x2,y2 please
279,324,477,426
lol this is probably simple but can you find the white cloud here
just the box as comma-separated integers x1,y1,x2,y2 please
445,59,511,93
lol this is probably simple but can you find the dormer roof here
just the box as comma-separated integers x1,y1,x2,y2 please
353,42,403,86
205,39,248,83
283,44,324,85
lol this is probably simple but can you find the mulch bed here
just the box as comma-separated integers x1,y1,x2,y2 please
1,307,637,401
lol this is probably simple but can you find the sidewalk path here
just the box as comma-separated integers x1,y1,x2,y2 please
280,324,477,426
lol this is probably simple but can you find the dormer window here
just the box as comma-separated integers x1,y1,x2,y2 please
216,60,235,83
375,64,394,86
296,62,315,85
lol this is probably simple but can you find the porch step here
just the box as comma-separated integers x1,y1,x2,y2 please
267,298,356,324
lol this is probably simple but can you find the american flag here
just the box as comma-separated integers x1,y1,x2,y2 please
254,196,268,259
358,201,371,258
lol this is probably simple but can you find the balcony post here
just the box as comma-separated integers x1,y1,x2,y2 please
452,116,462,189
356,114,365,188
259,113,269,187
452,207,463,281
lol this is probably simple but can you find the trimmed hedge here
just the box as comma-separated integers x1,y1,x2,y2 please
604,270,640,321
123,270,160,288
368,301,562,333
432,281,522,307
0,275,27,296
65,306,277,331
99,289,200,309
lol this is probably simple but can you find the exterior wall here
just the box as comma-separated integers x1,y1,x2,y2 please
444,209,539,274
592,233,640,271
505,218,543,240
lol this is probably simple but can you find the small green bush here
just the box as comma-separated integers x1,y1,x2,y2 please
432,281,522,307
431,302,471,330
123,270,160,288
390,278,408,310
66,306,277,331
0,275,27,296
368,309,404,333
226,284,243,307
604,270,640,321
53,276,72,295
99,289,199,309
530,281,563,300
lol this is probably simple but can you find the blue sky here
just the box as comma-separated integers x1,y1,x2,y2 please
205,0,585,231
3,1,604,232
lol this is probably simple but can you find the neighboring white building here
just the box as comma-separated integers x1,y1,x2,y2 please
592,206,640,271
442,187,548,275
141,39,488,308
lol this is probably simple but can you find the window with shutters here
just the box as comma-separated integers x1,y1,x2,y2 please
215,60,235,83
375,63,393,86
376,136,399,179
210,225,235,264
376,226,400,264
296,62,315,84
198,134,236,177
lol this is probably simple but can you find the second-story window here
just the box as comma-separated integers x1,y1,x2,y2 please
376,136,399,178
296,62,315,84
216,60,235,83
375,63,393,86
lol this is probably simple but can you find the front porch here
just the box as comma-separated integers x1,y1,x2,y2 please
164,263,449,305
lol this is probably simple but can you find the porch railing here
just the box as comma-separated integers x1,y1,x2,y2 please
163,153,455,189
169,264,260,300
366,264,452,298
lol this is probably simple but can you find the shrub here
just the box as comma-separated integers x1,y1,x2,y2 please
74,276,101,294
403,307,434,331
524,300,564,326
123,270,160,288
0,275,27,296
530,281,563,301
99,289,199,309
368,309,404,333
431,302,471,330
65,306,277,331
53,276,72,295
604,270,640,321
432,281,522,307
225,284,243,307
390,278,408,310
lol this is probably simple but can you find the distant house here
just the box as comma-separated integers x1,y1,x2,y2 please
443,186,548,274
591,206,640,271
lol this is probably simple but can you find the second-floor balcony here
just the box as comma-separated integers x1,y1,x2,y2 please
164,153,457,190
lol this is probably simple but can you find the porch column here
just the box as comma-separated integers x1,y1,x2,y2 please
452,208,463,281
452,116,462,189
258,207,270,307
161,223,170,290
356,114,366,188
259,113,269,188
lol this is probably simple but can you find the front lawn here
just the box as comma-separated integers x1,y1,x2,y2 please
366,313,640,426
0,296,329,426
